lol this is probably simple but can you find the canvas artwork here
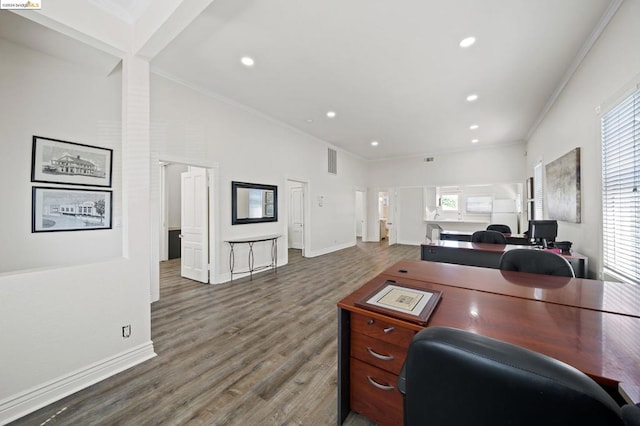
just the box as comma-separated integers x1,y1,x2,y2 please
545,148,581,223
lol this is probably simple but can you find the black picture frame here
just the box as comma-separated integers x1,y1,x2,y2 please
231,181,278,225
355,280,442,325
32,186,113,232
31,136,113,187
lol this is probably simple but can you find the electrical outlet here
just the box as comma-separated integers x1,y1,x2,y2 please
122,324,131,338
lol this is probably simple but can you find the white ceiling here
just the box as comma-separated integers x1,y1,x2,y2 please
150,0,615,160
1,1,617,160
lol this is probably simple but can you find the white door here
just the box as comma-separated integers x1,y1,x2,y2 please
181,167,209,283
387,189,397,246
289,186,304,249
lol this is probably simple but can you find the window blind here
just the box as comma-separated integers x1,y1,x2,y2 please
601,88,639,285
534,162,543,219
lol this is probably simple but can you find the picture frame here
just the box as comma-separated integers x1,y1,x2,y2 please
31,136,113,187
32,186,113,232
355,280,442,325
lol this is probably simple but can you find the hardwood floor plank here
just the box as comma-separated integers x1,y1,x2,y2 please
10,241,419,425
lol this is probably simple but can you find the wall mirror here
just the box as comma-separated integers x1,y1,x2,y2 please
231,181,278,225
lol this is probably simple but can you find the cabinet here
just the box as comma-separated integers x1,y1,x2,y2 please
349,312,415,426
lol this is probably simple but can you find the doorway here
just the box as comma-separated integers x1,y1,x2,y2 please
378,191,389,241
156,160,217,297
355,190,366,241
287,179,308,257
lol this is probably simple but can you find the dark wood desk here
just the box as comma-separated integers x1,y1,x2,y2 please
440,230,531,245
337,260,640,426
421,240,589,278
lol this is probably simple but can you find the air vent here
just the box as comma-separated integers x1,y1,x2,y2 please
424,157,435,162
328,148,337,175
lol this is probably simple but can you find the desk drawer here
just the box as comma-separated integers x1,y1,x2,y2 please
351,331,406,375
350,357,403,426
351,312,415,347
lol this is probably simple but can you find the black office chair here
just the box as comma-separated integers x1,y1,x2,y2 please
398,326,640,426
499,248,575,277
487,224,511,234
471,230,507,244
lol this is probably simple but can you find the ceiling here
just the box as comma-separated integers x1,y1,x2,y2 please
2,1,617,160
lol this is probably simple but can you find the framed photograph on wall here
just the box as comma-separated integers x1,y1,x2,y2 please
31,136,113,187
32,186,113,232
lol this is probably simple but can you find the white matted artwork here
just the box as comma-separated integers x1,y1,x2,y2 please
545,147,581,223
366,284,433,315
355,281,442,325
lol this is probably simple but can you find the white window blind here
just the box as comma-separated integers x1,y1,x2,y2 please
534,162,544,219
601,88,640,285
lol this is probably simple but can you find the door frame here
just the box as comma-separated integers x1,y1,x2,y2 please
285,177,310,259
355,188,367,242
151,153,219,302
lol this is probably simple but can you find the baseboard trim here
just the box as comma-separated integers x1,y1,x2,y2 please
306,241,355,258
0,342,156,425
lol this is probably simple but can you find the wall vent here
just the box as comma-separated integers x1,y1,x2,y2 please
424,157,435,162
328,148,337,174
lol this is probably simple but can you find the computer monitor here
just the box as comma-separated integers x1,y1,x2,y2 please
528,220,558,248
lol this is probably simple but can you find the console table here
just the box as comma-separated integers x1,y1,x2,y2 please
337,259,640,425
225,234,280,281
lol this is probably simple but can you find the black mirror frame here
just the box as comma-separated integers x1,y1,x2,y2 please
231,181,278,225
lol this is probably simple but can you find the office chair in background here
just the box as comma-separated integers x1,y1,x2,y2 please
398,326,640,426
499,248,575,277
471,230,507,244
487,224,511,234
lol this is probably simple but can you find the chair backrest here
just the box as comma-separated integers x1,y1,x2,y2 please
398,326,625,426
471,230,507,244
499,248,575,277
487,224,511,234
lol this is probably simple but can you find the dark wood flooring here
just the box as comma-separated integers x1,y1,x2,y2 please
11,240,419,425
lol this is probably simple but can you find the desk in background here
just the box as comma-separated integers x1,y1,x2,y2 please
421,240,588,278
440,230,531,245
337,260,640,425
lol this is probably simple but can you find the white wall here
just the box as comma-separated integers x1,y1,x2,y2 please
0,37,155,423
397,187,425,245
150,74,369,282
0,39,123,273
365,143,527,243
166,163,187,229
525,0,640,278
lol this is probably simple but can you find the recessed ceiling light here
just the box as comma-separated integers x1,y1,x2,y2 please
240,56,255,67
459,36,476,48
371,141,379,146
469,124,479,130
466,94,479,102
471,139,479,144
326,111,336,118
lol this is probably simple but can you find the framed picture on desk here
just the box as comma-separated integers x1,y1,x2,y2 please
356,280,442,325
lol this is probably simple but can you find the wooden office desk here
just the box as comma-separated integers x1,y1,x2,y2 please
337,260,640,426
440,230,530,245
421,240,589,278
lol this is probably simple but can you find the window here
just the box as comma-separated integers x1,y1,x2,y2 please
466,196,493,213
601,88,639,285
440,194,459,211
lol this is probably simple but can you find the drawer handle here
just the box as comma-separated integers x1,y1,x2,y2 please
367,347,394,361
383,326,395,334
367,376,395,391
